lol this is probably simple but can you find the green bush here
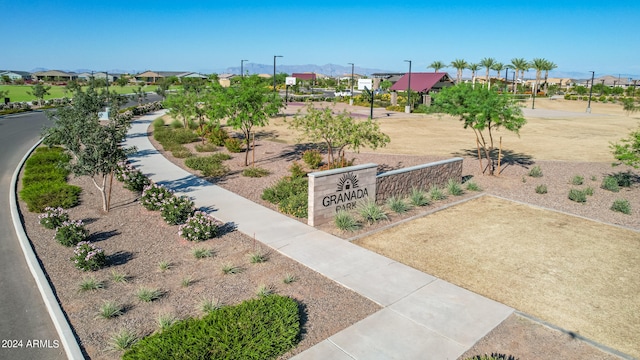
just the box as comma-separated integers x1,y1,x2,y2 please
178,211,220,242
568,189,587,203
224,138,243,153
611,171,634,187
465,181,481,191
242,167,270,178
38,207,69,229
72,241,107,271
571,175,584,185
195,142,218,152
171,145,193,159
115,163,150,192
429,185,447,201
208,126,229,146
535,184,548,194
528,165,543,178
20,181,82,212
160,196,194,225
23,165,69,187
278,192,308,218
123,295,300,360
55,219,88,247
185,155,230,177
25,146,70,167
611,199,632,215
601,176,620,192
289,161,307,178
334,210,360,231
262,176,308,205
170,119,183,129
302,150,322,169
152,117,165,129
172,128,199,144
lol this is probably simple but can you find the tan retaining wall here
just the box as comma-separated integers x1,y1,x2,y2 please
375,157,463,204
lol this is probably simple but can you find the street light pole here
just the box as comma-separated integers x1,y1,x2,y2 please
586,71,595,113
404,60,412,113
241,60,248,78
273,55,282,92
348,63,354,106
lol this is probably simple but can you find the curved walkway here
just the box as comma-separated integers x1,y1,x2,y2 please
123,110,513,359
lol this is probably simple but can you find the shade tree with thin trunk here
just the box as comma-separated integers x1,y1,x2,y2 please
432,83,527,175
287,103,390,167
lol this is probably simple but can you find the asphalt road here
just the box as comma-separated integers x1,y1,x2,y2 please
0,110,66,359
0,94,161,359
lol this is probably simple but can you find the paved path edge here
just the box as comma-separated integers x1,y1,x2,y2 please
10,138,84,360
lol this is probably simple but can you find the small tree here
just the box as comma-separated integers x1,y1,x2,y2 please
226,75,284,166
611,125,640,168
133,85,147,105
28,83,51,105
432,83,526,175
44,88,132,211
288,104,390,166
621,98,638,116
115,75,129,87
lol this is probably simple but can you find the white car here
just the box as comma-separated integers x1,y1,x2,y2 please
334,90,352,97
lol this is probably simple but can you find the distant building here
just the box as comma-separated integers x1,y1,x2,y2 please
0,70,32,81
32,70,77,82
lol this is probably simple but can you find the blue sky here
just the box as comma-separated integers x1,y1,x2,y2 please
2,0,639,77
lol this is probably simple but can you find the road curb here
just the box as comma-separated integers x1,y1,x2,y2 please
9,138,84,360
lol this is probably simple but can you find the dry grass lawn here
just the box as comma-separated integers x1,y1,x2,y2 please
353,195,640,358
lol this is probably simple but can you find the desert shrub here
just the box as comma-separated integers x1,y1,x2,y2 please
178,211,221,242
568,189,587,203
25,146,70,167
571,175,584,185
20,181,81,213
409,187,430,206
429,185,447,201
208,126,229,146
160,195,194,225
115,162,150,192
72,241,107,271
171,145,193,159
535,184,548,194
528,165,543,178
464,355,519,360
387,196,410,213
358,198,388,223
334,210,360,231
55,219,88,247
601,176,620,192
446,179,464,196
224,138,243,153
140,183,173,211
278,192,308,218
195,142,218,152
584,186,594,196
465,181,481,191
185,155,230,177
262,176,308,205
152,117,165,128
38,206,69,229
611,171,634,187
122,295,300,360
302,150,322,169
171,128,199,144
136,287,164,302
242,167,271,178
611,199,632,214
170,119,183,129
187,119,198,130
289,161,307,178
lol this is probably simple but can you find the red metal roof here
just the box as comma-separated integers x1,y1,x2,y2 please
390,72,451,92
292,73,316,81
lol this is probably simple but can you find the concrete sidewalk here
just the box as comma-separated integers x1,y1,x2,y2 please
124,111,513,360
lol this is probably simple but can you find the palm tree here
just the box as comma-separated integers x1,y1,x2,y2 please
480,57,496,88
468,63,481,85
450,59,468,84
491,62,505,88
542,60,557,94
531,58,548,96
428,61,446,73
510,58,528,94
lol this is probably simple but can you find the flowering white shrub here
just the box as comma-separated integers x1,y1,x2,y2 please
72,242,106,271
38,206,69,229
178,211,221,242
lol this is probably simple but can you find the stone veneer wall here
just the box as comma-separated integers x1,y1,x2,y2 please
375,157,463,204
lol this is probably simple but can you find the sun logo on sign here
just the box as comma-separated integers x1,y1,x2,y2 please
336,173,359,192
